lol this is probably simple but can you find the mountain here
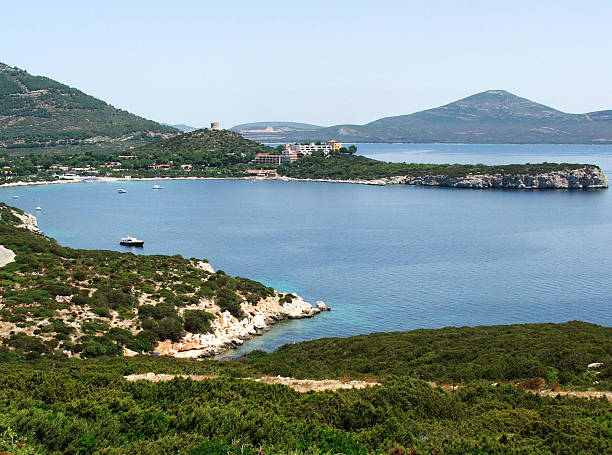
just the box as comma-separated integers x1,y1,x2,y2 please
0,62,178,153
162,123,200,132
230,121,323,141
252,90,612,144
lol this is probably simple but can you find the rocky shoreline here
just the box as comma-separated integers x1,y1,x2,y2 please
1,165,607,190
154,294,330,358
153,261,330,358
332,165,608,189
401,166,608,189
0,208,330,359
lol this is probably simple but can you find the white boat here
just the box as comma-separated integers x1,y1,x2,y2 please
35,206,42,211
152,184,164,189
118,189,127,193
12,195,19,199
120,236,144,247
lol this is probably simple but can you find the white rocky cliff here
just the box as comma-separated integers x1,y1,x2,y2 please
395,166,608,189
155,294,330,358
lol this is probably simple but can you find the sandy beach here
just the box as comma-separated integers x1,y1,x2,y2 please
0,174,392,190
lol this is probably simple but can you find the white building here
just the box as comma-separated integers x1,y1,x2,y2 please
284,140,343,155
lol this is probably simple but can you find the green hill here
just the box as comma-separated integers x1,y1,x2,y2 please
249,322,612,388
257,90,612,143
0,62,178,153
120,128,276,176
133,127,274,156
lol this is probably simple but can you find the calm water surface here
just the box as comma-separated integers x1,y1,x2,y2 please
2,144,611,356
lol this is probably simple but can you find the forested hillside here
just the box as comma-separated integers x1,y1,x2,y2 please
0,62,177,153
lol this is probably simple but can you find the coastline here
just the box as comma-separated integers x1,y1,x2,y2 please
1,166,608,190
0,205,331,359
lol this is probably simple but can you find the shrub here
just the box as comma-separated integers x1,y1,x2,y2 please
215,289,244,319
183,310,215,334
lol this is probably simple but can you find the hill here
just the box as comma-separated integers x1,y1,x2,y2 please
230,121,323,141
0,62,178,153
251,90,612,144
1,320,610,454
249,321,612,388
126,128,275,176
0,202,320,358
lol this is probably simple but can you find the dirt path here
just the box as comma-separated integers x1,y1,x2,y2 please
537,389,612,400
428,381,612,401
124,373,379,392
0,245,15,267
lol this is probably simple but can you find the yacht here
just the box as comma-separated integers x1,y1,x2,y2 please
35,206,42,211
118,189,127,194
152,184,164,190
120,236,144,247
12,195,19,199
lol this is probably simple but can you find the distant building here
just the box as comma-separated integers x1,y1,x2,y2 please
253,153,291,165
210,122,220,130
284,140,342,155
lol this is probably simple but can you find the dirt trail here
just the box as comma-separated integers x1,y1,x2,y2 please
124,372,379,392
428,381,611,401
537,390,612,400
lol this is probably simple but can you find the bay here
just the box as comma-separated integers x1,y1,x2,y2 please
2,143,612,357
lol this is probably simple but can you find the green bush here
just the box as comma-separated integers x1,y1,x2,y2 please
183,310,215,334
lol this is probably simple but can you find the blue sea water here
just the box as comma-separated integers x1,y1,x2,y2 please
2,143,612,356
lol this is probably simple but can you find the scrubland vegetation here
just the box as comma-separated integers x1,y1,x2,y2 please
0,204,276,358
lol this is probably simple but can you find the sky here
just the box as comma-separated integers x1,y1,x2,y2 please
2,0,612,128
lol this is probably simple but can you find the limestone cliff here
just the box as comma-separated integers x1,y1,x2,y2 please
155,296,329,358
372,166,608,189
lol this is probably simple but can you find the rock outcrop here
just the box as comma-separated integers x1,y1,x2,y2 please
12,210,41,232
396,166,608,189
279,166,608,189
155,294,328,358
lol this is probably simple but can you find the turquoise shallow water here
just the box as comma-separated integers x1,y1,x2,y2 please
2,143,612,356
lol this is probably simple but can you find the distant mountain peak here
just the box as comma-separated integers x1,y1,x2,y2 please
423,89,568,122
252,90,612,144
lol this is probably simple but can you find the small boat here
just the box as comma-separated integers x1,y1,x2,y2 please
12,195,19,199
118,189,127,193
152,184,164,190
120,236,144,247
35,206,42,211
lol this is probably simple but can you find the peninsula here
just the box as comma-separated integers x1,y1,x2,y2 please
1,128,607,189
0,203,327,359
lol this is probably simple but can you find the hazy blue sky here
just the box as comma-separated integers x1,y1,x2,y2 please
2,1,611,127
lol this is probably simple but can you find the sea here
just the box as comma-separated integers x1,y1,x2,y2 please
2,143,612,357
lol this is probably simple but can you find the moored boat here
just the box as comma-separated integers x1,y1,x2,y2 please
120,236,144,247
